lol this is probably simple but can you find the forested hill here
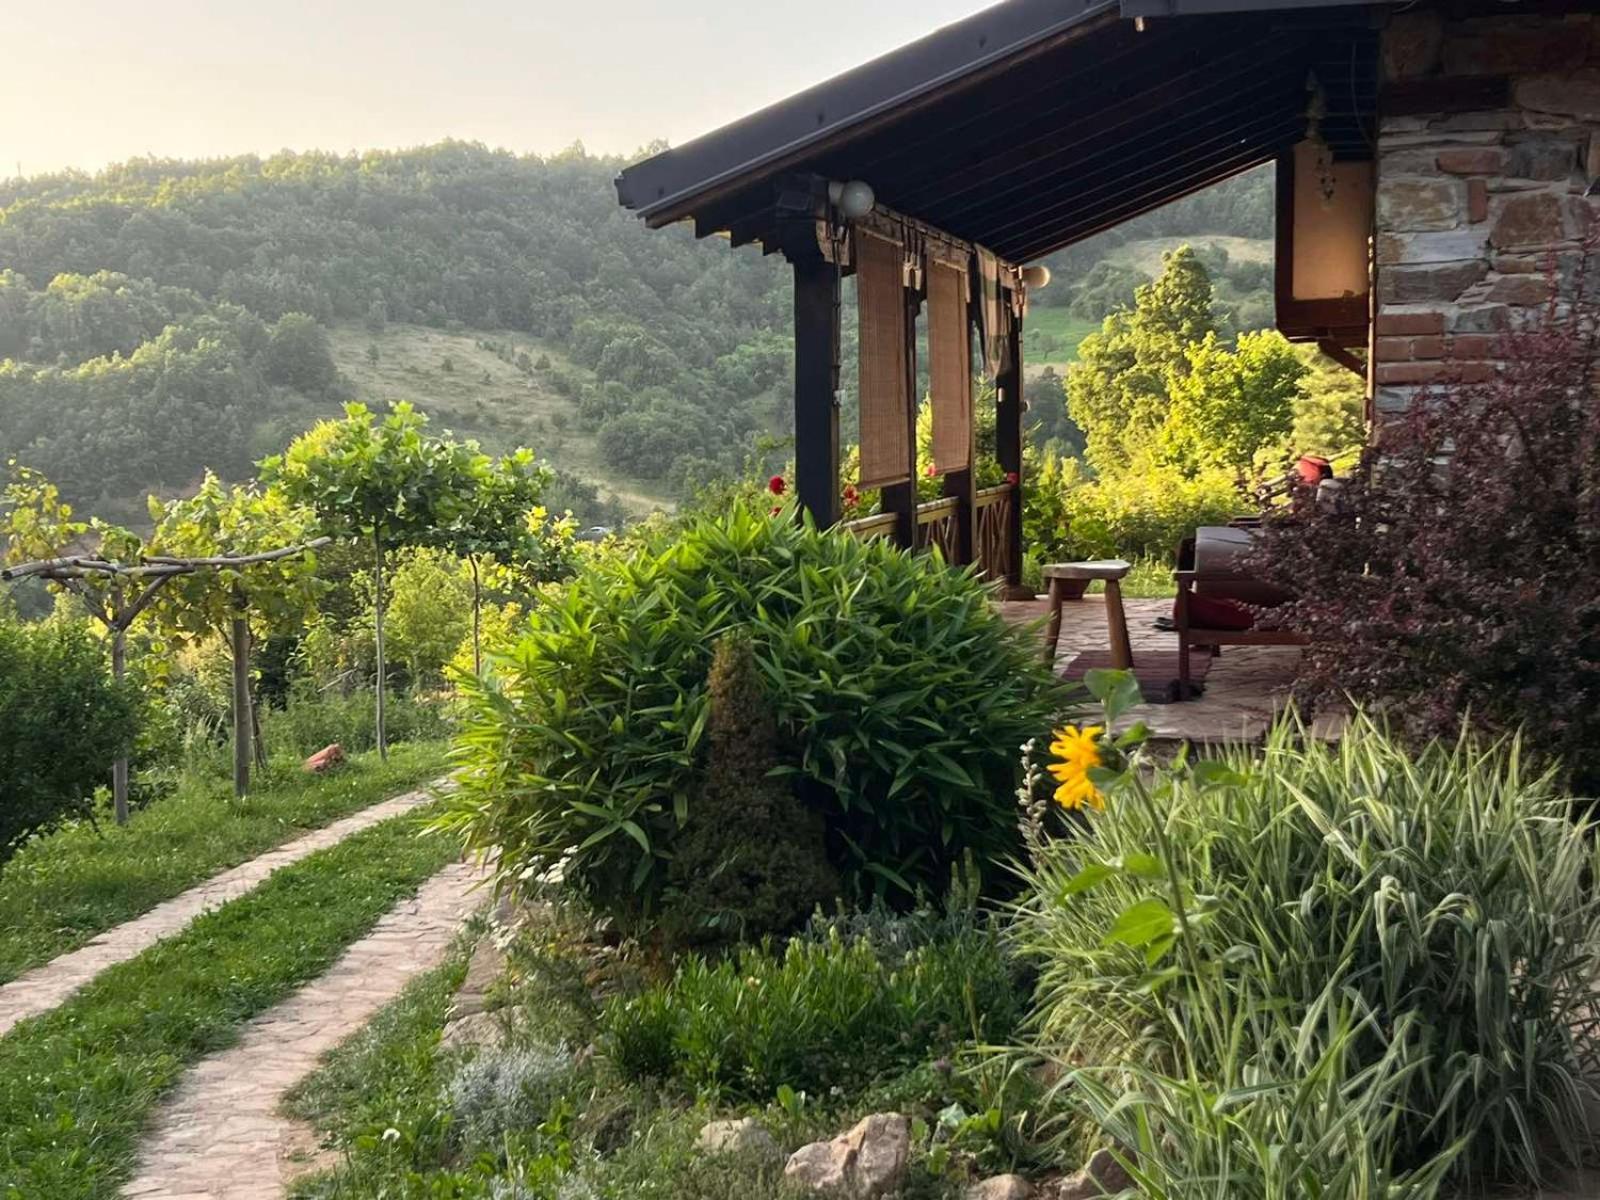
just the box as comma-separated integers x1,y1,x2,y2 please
0,142,791,519
0,141,1271,520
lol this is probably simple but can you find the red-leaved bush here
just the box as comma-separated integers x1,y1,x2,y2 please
1252,261,1600,793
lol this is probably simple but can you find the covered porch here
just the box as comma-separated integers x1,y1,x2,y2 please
616,0,1382,731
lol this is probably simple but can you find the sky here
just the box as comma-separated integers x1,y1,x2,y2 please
2,0,998,178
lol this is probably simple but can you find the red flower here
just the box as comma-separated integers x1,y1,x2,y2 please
1005,471,1019,486
770,505,782,516
924,463,936,478
843,483,859,504
768,475,786,496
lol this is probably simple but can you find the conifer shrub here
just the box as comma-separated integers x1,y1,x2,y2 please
444,503,1071,932
662,630,837,946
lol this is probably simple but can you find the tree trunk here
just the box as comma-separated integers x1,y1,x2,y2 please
251,685,268,771
373,530,387,761
111,623,129,826
230,587,252,799
470,554,482,677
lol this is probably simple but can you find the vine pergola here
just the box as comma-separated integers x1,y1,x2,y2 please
2,539,329,821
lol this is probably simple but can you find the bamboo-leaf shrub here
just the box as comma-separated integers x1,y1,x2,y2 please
444,503,1073,927
1011,713,1600,1192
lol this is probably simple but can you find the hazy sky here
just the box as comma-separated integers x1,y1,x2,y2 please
2,0,997,177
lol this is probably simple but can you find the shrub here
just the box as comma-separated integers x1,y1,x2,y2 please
445,504,1070,928
1024,452,1242,564
0,617,139,866
445,1042,577,1148
601,903,1024,1102
662,631,838,945
1011,711,1600,1191
1251,287,1600,793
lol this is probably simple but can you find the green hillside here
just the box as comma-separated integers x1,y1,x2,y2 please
0,144,1274,518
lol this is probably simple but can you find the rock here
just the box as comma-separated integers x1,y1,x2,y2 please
696,1117,783,1164
1055,1148,1134,1199
1377,261,1487,304
302,743,344,773
439,1010,507,1051
967,1175,1034,1200
785,1113,910,1199
1516,70,1600,121
1377,180,1464,233
448,937,506,1021
1491,192,1590,249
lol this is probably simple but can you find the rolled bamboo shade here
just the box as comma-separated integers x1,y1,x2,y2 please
856,228,912,489
927,256,972,475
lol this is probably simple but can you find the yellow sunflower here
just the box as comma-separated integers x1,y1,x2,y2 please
1047,724,1105,811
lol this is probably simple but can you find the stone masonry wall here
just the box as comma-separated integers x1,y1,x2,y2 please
1374,6,1600,422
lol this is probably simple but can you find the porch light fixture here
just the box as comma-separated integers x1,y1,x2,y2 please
828,179,876,220
1022,265,1052,290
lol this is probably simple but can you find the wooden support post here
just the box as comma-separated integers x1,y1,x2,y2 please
230,587,252,799
996,309,1027,595
111,621,129,827
373,530,388,761
880,289,921,548
793,253,841,530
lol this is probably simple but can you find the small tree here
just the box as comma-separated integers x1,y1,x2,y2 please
439,447,572,675
262,402,479,757
3,465,156,823
147,474,323,795
0,616,138,868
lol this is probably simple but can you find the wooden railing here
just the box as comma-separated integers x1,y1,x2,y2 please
838,511,898,540
913,496,960,561
839,483,1019,583
974,485,1016,582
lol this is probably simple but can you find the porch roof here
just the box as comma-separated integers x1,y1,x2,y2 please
614,0,1381,262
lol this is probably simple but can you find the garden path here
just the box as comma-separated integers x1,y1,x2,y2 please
0,783,442,1038
121,858,488,1200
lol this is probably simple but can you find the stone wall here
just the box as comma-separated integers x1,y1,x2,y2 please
1373,6,1600,422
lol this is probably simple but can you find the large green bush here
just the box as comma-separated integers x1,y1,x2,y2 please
1023,451,1242,564
445,504,1070,926
0,617,139,866
1012,714,1600,1193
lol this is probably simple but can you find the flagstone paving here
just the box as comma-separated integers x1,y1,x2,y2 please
121,858,488,1200
0,784,440,1038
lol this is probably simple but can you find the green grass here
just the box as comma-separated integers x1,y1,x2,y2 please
0,802,458,1198
326,321,673,515
283,938,471,1151
0,741,448,986
1022,308,1099,368
1085,555,1176,599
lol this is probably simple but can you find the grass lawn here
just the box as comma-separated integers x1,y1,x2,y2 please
0,741,448,986
1087,555,1176,599
1022,307,1099,369
0,802,457,1198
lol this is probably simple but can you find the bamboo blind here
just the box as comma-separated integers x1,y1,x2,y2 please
855,228,912,489
928,255,972,475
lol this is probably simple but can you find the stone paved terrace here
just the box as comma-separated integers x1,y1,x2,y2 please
998,594,1342,746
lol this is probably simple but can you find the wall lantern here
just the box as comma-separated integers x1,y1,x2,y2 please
1021,265,1052,290
827,179,876,220
1274,82,1372,348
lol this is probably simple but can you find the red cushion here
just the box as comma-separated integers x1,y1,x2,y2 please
1182,594,1256,631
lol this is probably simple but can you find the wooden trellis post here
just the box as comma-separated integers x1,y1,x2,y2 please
2,538,328,817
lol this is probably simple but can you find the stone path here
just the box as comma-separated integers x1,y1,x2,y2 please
0,785,439,1038
122,859,488,1200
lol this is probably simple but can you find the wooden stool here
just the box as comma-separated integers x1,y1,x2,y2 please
1043,560,1133,670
